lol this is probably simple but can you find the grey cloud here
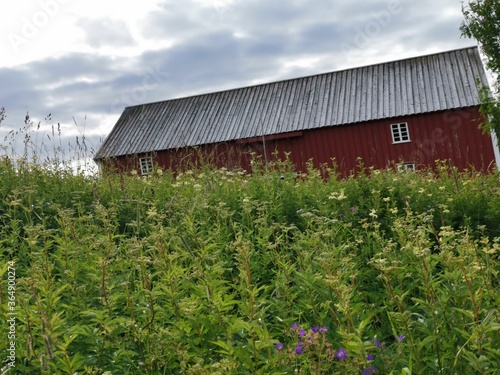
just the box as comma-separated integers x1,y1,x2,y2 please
77,18,135,48
0,53,122,139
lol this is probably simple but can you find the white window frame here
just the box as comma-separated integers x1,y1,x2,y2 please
391,122,411,144
139,156,154,175
397,162,415,172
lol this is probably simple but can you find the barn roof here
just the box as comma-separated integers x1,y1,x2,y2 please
95,46,489,159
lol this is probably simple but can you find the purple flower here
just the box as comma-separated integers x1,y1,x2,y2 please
319,326,328,333
397,335,405,342
362,367,376,375
299,329,306,337
307,337,313,343
311,326,319,333
372,339,381,348
290,323,298,330
335,347,348,361
367,354,374,361
297,341,303,347
275,343,284,350
295,346,303,355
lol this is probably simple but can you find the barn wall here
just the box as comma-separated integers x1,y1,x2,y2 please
277,106,496,174
101,107,496,177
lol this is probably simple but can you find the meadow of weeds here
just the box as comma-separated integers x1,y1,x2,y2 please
1,155,500,374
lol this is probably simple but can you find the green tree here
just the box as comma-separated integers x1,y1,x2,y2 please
461,0,500,148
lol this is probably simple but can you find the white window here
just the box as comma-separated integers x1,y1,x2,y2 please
391,123,410,143
139,156,154,175
397,162,415,172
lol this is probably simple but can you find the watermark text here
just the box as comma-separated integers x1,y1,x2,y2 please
8,0,71,53
2,261,17,373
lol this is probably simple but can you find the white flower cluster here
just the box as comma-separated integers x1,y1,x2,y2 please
328,189,347,200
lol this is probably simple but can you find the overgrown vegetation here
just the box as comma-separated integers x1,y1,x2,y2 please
1,154,499,374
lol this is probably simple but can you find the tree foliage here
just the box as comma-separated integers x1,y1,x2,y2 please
461,0,500,75
461,0,500,148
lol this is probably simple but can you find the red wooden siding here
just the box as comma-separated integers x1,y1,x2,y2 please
102,107,496,177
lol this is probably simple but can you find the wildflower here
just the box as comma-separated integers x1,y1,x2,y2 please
369,209,378,218
146,208,158,218
311,326,319,333
335,348,348,361
367,354,375,361
338,190,347,200
328,189,347,200
372,339,381,348
295,346,303,355
297,341,303,347
319,326,328,333
362,367,376,375
299,329,305,337
275,343,284,350
290,323,298,330
397,335,405,342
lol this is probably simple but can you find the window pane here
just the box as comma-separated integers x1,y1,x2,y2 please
139,157,153,175
391,123,410,143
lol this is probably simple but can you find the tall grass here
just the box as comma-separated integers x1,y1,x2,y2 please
0,117,500,373
1,109,98,176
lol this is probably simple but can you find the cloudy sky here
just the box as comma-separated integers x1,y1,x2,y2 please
0,0,479,165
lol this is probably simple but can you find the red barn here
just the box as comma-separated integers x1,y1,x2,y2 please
95,47,500,176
